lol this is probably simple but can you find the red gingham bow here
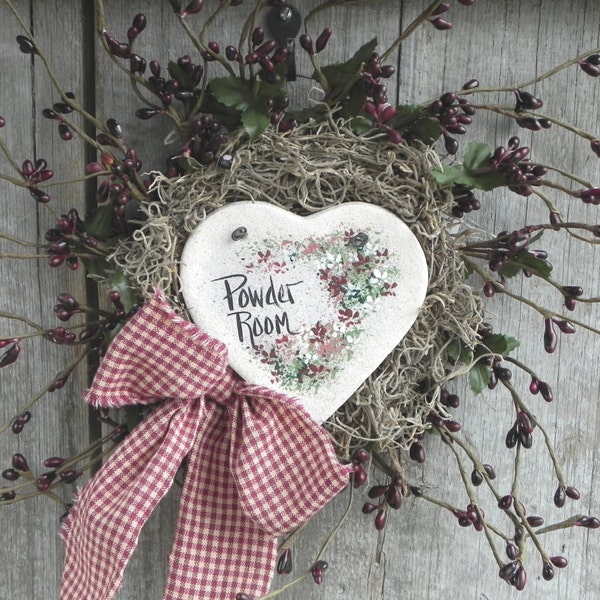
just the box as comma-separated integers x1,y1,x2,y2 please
59,291,351,600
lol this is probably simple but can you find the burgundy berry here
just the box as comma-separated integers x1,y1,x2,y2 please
352,449,370,464
12,453,29,472
471,469,483,486
374,509,387,530
276,548,293,574
430,17,452,30
553,485,566,508
543,318,557,353
362,502,377,514
575,516,600,529
311,560,328,585
506,543,519,560
549,556,568,568
526,515,544,527
299,34,314,55
315,28,332,53
542,562,555,581
538,380,553,402
483,464,496,479
1,469,19,481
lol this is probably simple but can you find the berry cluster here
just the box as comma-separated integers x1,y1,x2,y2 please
86,143,147,235
362,475,406,531
41,92,78,141
20,157,53,203
490,137,547,196
45,208,101,269
360,53,399,142
451,184,481,218
167,115,228,176
224,26,291,85
53,291,136,359
428,88,477,154
299,28,332,57
0,423,129,503
429,1,476,31
452,503,485,531
505,410,536,450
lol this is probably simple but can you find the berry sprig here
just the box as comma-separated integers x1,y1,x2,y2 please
0,423,129,505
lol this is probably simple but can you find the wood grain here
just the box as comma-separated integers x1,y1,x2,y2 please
0,1,90,598
1,1,599,599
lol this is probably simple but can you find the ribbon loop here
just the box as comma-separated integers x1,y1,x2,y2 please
60,291,350,600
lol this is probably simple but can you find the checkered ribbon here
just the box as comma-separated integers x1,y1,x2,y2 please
59,291,351,600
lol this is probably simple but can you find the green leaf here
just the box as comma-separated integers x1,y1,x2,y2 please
469,362,491,394
387,105,441,145
431,164,505,191
463,141,493,171
210,73,285,138
431,165,465,187
350,115,374,135
241,106,270,140
499,252,552,279
104,271,137,310
84,204,114,240
446,338,474,364
173,154,203,174
432,141,507,191
339,80,367,118
408,116,441,145
167,60,194,90
210,76,252,111
481,333,520,356
321,38,378,88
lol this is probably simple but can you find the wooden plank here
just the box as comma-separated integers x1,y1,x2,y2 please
0,1,90,597
1,1,599,599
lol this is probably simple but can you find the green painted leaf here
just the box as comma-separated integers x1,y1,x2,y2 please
469,362,491,394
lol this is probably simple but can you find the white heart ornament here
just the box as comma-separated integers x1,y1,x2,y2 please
180,202,428,422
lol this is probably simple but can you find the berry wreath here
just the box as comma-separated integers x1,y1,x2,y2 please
0,1,599,599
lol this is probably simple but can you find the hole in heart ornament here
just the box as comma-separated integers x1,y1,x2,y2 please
180,201,428,422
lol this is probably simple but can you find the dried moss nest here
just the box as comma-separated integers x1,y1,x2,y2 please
111,119,482,457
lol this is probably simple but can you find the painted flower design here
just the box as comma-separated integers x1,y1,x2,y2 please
237,229,399,393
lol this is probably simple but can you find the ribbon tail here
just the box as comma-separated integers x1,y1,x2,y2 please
230,386,352,536
164,400,277,600
60,400,202,600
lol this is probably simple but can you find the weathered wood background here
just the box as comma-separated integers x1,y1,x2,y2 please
1,1,599,598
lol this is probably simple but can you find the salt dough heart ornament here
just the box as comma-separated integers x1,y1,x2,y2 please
180,201,428,422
